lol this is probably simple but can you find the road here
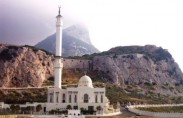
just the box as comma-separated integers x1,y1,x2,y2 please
121,107,138,117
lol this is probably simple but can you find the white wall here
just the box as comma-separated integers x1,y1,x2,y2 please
46,87,107,112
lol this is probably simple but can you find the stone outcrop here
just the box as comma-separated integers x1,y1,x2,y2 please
91,45,183,95
0,44,54,87
93,53,182,86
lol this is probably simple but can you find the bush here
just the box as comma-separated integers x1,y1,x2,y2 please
10,104,20,113
0,49,18,61
48,76,54,81
36,104,42,112
81,109,96,115
66,105,72,110
49,109,67,114
1,89,47,104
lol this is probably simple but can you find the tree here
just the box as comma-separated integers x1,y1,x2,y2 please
113,103,117,109
80,107,84,111
10,104,20,114
5,108,10,114
26,106,34,114
66,105,72,110
80,107,84,114
96,105,102,113
36,104,42,112
113,102,121,109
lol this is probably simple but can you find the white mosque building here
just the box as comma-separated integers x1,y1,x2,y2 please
47,75,109,113
46,7,110,114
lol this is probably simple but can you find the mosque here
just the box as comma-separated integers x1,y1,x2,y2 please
0,8,121,116
47,75,109,113
46,7,110,114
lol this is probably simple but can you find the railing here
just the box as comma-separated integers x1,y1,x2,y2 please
127,104,183,118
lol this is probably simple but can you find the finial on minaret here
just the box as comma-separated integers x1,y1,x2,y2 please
58,6,61,15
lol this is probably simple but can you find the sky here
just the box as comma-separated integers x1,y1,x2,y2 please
1,0,183,70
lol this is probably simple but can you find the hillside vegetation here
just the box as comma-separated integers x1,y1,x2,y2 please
1,82,183,105
72,45,172,62
0,88,47,104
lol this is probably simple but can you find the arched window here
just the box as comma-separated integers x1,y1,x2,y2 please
69,95,72,103
74,95,77,103
56,92,59,103
62,94,65,103
84,94,89,103
95,95,98,103
50,93,53,103
101,95,103,103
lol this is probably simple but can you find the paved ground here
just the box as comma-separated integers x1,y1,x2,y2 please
86,115,156,118
86,107,154,118
120,107,138,117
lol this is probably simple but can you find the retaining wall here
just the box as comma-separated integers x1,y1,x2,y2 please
63,59,92,71
127,104,183,118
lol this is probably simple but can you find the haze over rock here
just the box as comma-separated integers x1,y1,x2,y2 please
35,24,99,57
63,24,92,45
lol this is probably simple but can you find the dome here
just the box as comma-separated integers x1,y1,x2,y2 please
78,75,93,88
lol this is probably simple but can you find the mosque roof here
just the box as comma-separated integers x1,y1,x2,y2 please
78,75,93,88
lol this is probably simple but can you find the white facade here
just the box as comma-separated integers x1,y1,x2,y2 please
47,75,109,114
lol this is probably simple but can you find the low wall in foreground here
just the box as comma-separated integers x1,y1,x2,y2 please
127,104,183,118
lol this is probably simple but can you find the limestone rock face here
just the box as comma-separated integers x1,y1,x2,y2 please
0,44,54,87
1,44,183,96
91,45,183,95
93,54,182,86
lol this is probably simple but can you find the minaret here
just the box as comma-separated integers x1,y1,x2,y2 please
54,7,63,89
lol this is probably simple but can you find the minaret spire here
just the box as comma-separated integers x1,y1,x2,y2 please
58,6,61,15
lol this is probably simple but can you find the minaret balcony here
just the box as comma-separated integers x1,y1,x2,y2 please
55,56,62,59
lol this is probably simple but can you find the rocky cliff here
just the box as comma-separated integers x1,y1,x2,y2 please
1,44,183,96
0,44,54,87
93,46,183,85
91,45,183,95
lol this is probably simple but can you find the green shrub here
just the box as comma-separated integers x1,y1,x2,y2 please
0,49,18,61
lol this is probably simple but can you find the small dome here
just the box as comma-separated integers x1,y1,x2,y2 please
78,75,93,88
